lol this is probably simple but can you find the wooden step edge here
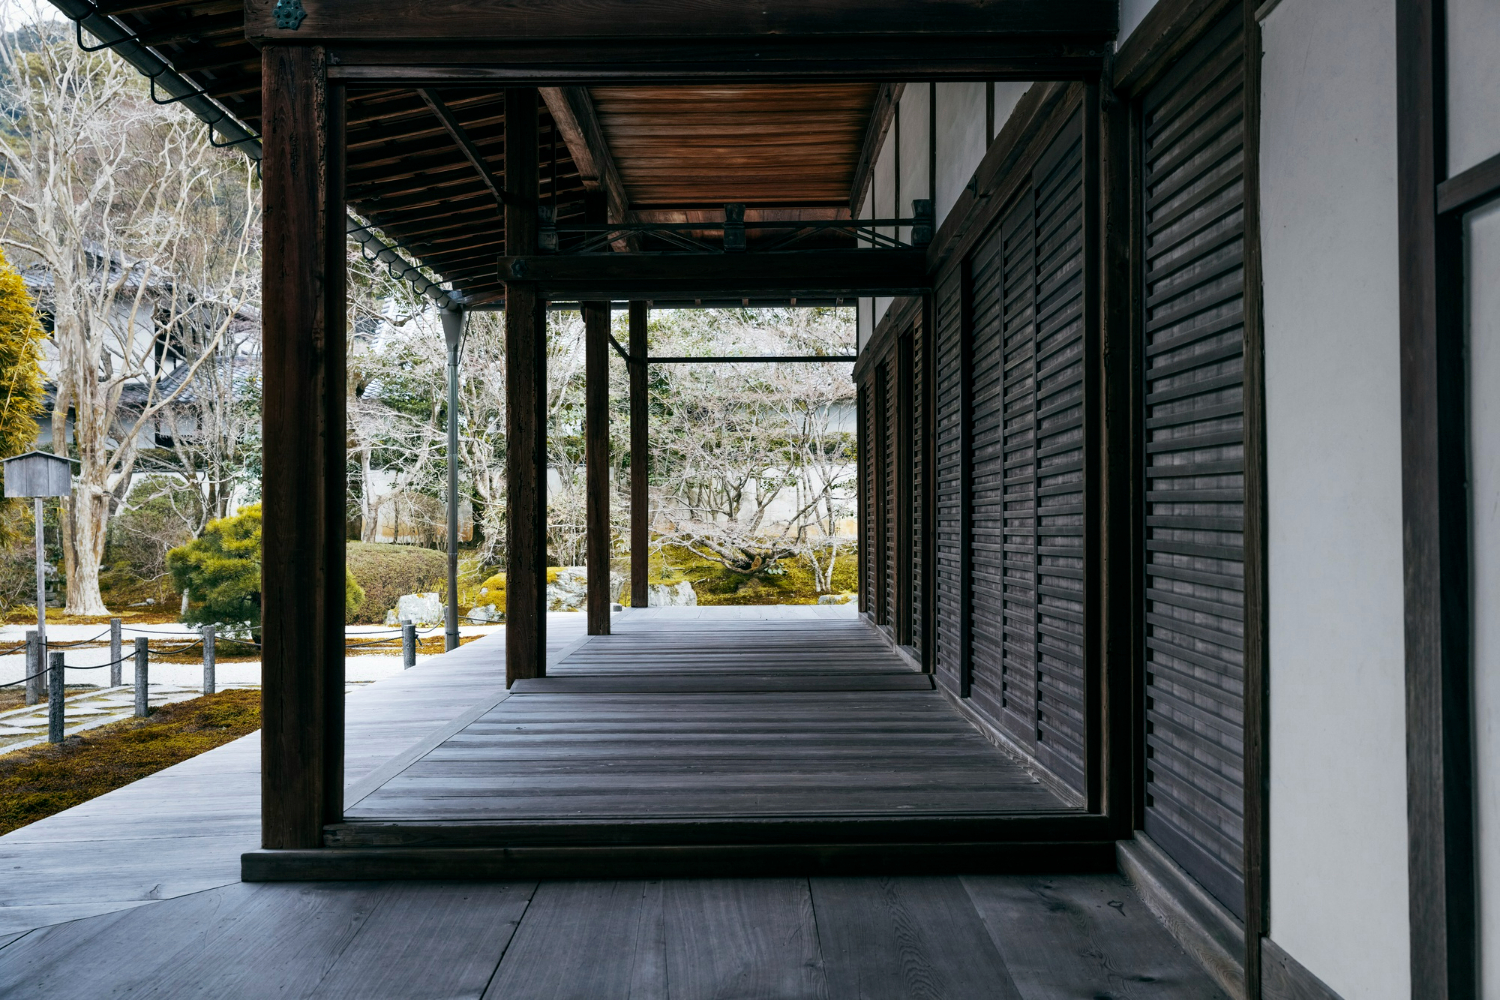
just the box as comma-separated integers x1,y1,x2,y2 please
323,811,1107,848
242,840,1118,882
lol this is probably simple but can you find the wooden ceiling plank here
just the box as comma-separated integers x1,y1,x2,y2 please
539,87,630,223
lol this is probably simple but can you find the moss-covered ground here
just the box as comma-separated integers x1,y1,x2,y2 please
0,688,261,836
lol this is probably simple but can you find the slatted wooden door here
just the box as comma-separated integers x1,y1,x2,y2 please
1139,9,1248,919
964,110,1088,797
934,267,966,698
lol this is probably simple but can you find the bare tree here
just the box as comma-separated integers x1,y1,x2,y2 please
0,24,259,613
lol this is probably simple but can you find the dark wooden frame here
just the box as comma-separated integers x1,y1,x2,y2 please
895,329,915,646
259,44,347,849
629,302,650,608
1397,0,1479,997
873,359,890,629
584,300,611,635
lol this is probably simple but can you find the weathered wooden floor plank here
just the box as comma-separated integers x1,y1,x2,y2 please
811,876,1024,1000
961,874,1233,999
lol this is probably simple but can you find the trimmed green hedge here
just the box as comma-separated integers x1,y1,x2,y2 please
345,542,446,624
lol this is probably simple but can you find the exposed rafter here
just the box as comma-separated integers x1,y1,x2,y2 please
849,83,905,214
539,87,630,223
417,89,518,211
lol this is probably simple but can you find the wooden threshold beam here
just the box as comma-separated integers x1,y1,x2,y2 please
497,249,929,299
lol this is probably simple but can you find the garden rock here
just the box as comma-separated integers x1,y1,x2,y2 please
384,592,443,626
467,603,500,623
648,581,697,607
817,593,855,605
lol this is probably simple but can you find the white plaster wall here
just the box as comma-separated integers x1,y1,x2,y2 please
899,82,931,245
1119,0,1160,47
935,83,987,223
1260,2,1411,998
1469,199,1500,1000
992,83,1030,146
1448,0,1500,176
875,114,896,323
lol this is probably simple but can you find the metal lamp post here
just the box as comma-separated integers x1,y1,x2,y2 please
2,451,75,702
441,308,465,653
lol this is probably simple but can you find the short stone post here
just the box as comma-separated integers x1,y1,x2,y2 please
202,625,216,695
24,629,41,706
134,637,149,718
48,651,64,743
109,617,123,687
401,620,416,669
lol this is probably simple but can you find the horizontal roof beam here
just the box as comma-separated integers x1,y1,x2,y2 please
495,249,929,299
248,0,1117,45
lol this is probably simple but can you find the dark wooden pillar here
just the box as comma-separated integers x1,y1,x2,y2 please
259,45,345,849
629,301,649,607
1397,1,1477,997
584,301,611,634
505,88,547,684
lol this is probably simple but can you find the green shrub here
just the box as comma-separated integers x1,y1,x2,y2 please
344,542,446,624
345,569,365,618
167,505,263,631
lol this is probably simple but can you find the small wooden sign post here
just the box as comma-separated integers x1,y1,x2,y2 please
2,452,74,706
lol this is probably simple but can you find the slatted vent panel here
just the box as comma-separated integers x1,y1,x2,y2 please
860,381,876,615
911,325,925,656
1140,8,1248,920
885,352,900,628
933,268,965,697
968,205,1011,730
958,111,1086,796
1030,118,1087,791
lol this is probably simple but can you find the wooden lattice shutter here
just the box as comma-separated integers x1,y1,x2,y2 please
860,380,876,615
910,323,925,656
1140,8,1248,919
934,268,966,697
884,353,899,628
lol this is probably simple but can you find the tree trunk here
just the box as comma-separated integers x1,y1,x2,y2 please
63,484,111,616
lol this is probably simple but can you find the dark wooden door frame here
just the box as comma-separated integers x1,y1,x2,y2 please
896,329,916,646
1397,1,1479,998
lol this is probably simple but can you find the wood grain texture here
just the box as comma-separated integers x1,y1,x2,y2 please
1396,0,1478,996
964,872,1232,998
583,301,611,636
812,876,1023,999
259,44,345,849
505,87,548,685
247,0,1119,43
1260,936,1347,1000
540,87,631,223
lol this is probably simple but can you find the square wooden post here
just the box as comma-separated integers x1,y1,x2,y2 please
259,45,346,849
584,301,611,634
506,88,547,685
629,301,649,607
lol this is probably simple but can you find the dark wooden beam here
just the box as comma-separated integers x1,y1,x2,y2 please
584,300,611,635
323,41,1108,85
496,250,929,300
1397,0,1478,997
647,355,857,364
1436,149,1500,216
249,0,1118,45
505,87,548,686
259,45,345,849
849,83,904,213
416,89,518,212
628,302,649,608
539,87,630,224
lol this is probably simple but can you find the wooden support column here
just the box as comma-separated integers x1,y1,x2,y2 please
259,45,345,849
629,301,649,607
505,87,547,685
584,301,611,634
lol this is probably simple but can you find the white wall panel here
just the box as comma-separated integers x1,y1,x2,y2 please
1448,0,1500,175
992,83,1029,143
1119,0,1160,47
1469,198,1500,1000
1260,0,1410,997
935,83,986,224
875,109,896,323
899,82,931,245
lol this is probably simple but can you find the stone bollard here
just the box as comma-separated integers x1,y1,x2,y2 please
202,625,216,696
134,637,149,718
109,618,123,687
48,651,64,743
401,620,416,669
24,629,41,706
